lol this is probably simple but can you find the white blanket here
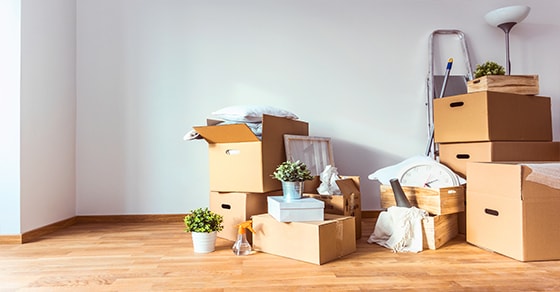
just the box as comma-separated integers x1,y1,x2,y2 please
367,206,428,253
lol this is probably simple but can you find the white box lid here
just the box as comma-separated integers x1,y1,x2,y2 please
267,196,325,209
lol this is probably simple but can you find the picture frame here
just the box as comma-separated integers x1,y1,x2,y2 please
283,134,335,176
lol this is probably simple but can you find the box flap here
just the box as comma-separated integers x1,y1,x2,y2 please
193,123,260,143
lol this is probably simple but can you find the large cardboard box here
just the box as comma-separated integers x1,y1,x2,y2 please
433,91,552,143
439,141,560,178
210,190,281,242
194,115,309,193
466,162,560,261
379,184,465,216
252,213,356,265
303,176,362,239
267,196,325,222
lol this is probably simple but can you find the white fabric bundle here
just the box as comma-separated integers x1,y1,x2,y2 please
367,206,428,253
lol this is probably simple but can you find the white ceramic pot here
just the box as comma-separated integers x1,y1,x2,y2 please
191,231,217,253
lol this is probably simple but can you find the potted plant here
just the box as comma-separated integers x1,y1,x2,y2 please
184,207,224,253
272,160,313,201
474,61,505,78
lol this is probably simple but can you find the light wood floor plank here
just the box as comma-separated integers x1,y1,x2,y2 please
1,218,559,291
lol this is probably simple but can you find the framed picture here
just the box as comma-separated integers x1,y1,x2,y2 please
283,135,335,176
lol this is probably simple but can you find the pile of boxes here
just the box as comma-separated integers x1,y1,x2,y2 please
433,87,560,261
195,114,360,265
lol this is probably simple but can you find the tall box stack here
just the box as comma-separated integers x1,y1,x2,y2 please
433,87,557,239
195,114,309,241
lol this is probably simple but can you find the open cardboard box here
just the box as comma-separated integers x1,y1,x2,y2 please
303,176,362,239
467,161,560,261
379,184,465,216
194,114,308,193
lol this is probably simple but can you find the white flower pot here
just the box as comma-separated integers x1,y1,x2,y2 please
191,231,217,253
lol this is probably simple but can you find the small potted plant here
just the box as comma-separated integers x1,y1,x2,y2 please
272,160,313,201
474,61,505,78
184,207,224,253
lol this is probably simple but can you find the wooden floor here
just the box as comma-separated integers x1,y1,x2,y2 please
1,218,559,291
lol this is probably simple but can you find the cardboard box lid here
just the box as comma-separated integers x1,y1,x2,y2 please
193,114,308,144
267,196,325,209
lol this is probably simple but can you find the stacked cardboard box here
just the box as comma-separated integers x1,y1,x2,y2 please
195,114,309,241
434,89,560,261
433,90,557,235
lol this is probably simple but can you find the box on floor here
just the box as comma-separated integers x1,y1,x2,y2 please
433,91,552,143
252,213,356,265
467,161,560,261
210,190,282,242
439,141,560,178
194,114,308,193
303,176,362,239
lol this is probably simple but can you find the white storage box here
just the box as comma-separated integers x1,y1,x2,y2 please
267,196,324,222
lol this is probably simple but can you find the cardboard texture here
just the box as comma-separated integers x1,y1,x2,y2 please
210,190,282,242
267,196,325,222
379,184,465,216
466,162,560,261
439,141,560,178
433,91,552,143
252,213,356,265
422,213,459,250
194,114,309,193
467,75,539,95
303,176,362,239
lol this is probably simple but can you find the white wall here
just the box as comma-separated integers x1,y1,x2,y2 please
19,0,77,232
76,0,560,214
0,0,21,235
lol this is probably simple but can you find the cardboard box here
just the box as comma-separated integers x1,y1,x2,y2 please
210,190,282,242
267,196,325,222
303,176,362,239
467,75,539,95
439,141,560,178
252,213,356,265
379,184,465,216
194,114,308,193
466,162,560,261
422,213,459,250
433,91,552,143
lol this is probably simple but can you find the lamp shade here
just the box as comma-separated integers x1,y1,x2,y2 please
485,5,530,27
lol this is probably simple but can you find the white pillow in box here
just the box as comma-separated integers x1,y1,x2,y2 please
211,105,299,123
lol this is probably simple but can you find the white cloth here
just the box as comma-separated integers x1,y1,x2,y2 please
317,165,341,195
367,206,428,253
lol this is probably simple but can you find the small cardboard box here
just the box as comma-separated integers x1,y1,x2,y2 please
467,75,539,95
433,91,552,143
252,213,356,265
303,176,362,239
210,190,282,242
422,213,459,250
267,196,325,222
466,162,560,261
194,114,308,193
379,184,465,216
439,141,560,178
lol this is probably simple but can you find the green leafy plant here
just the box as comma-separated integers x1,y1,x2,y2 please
474,61,506,78
272,160,313,182
184,208,224,233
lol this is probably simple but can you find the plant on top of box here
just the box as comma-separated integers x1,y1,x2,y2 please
272,160,313,182
272,160,314,202
474,61,506,78
184,208,224,253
